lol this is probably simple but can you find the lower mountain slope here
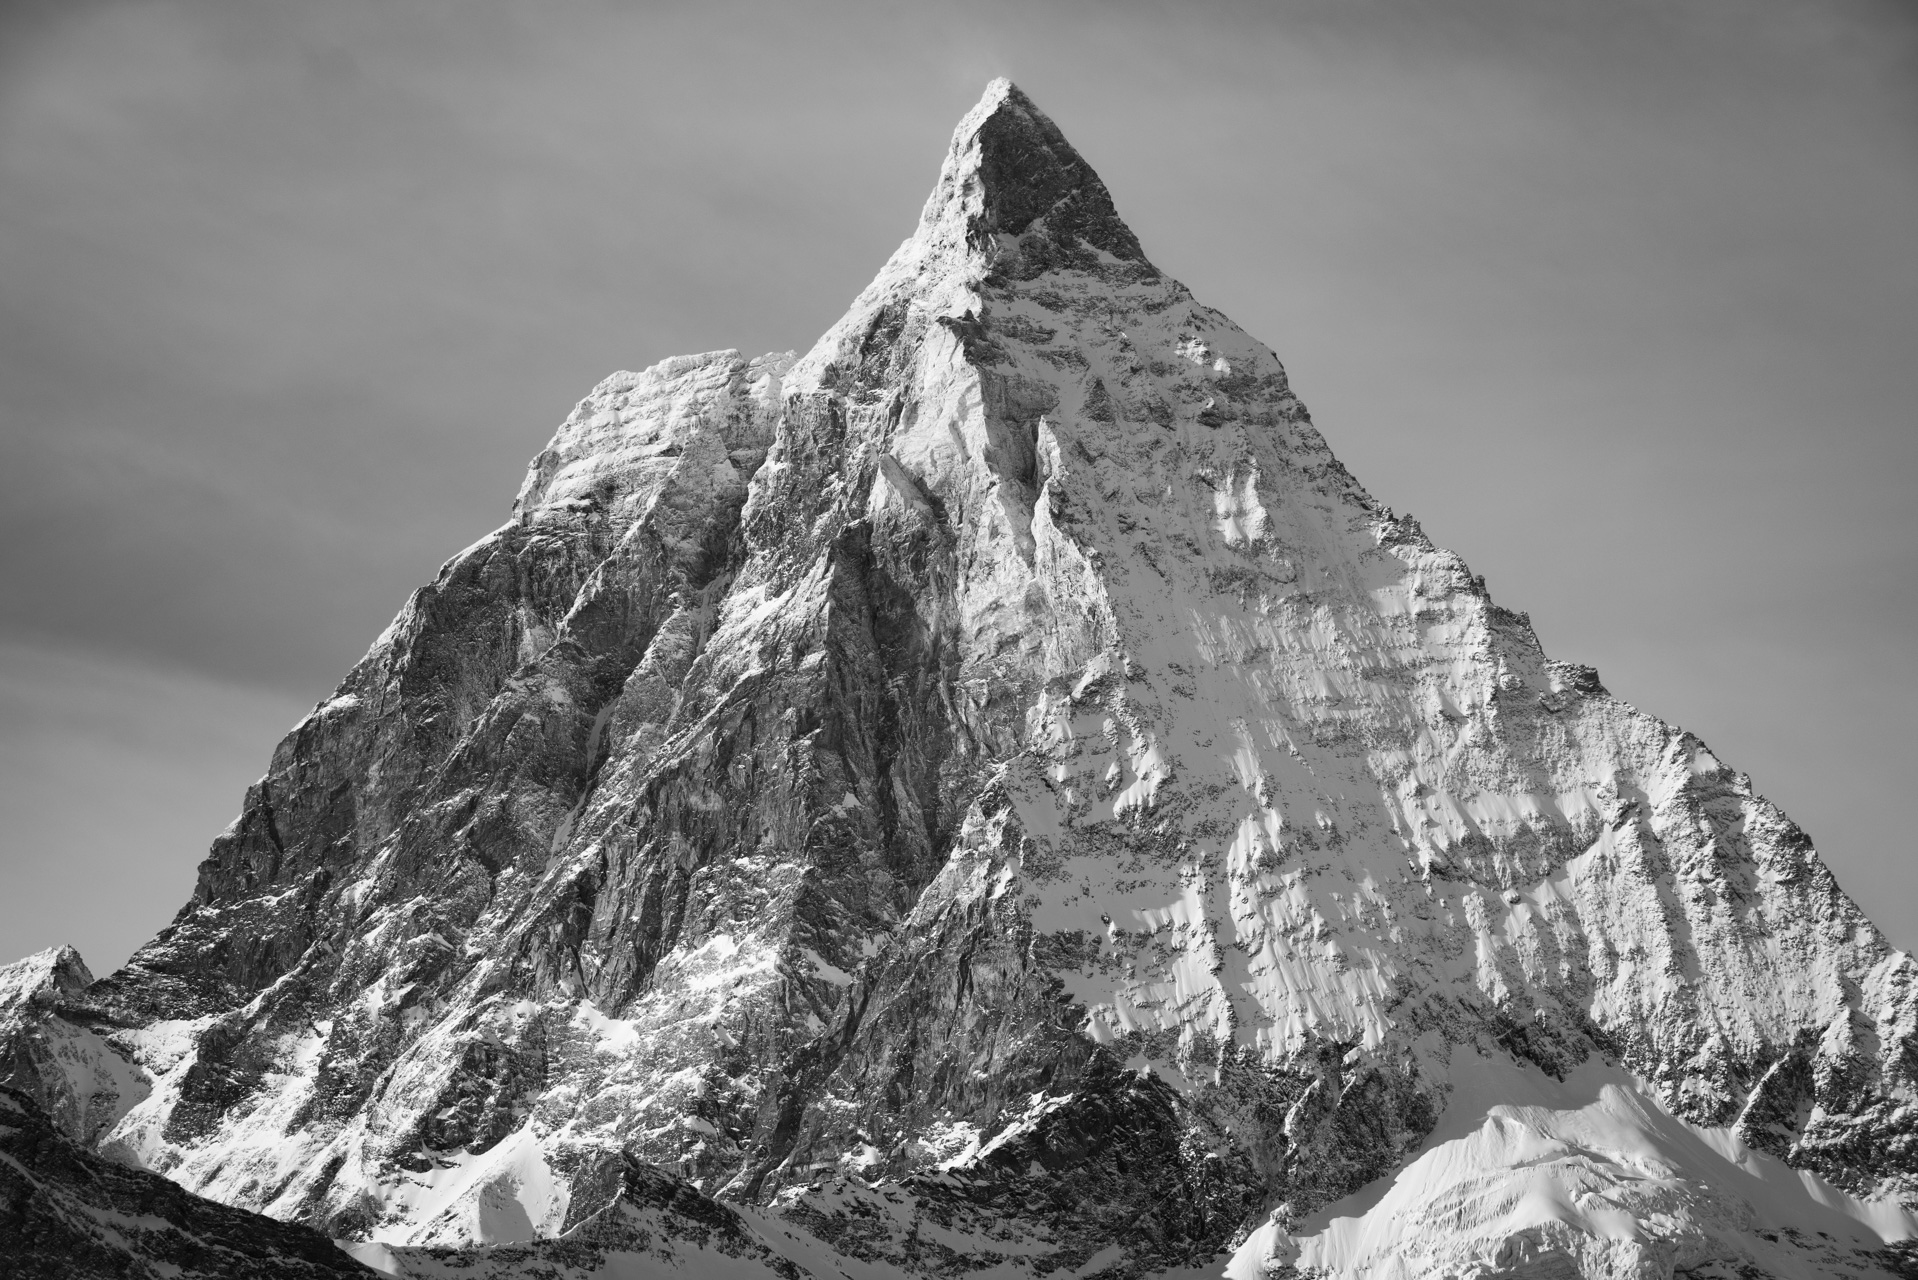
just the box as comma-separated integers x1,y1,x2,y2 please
3,79,1915,1280
0,1083,377,1279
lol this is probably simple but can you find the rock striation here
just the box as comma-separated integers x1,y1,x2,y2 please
5,80,1918,1280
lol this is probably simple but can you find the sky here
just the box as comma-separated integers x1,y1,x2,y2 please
1,0,1913,972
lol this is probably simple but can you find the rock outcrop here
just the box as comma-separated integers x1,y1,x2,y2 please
5,80,1916,1280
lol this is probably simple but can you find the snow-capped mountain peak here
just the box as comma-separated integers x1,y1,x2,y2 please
5,79,1916,1280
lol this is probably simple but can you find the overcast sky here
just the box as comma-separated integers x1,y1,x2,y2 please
2,0,1914,972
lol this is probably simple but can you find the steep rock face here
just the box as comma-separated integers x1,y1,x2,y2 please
5,80,1918,1280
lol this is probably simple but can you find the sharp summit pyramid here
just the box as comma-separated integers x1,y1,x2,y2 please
6,79,1916,1280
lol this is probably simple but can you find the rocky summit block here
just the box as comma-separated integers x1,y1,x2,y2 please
5,79,1918,1280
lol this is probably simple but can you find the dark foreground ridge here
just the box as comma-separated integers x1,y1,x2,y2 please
0,1086,377,1280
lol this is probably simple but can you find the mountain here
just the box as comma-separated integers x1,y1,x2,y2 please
4,78,1916,1280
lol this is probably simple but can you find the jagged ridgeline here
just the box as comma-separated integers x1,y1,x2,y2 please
5,79,1916,1280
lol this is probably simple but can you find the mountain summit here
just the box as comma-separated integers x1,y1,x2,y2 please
923,78,1145,260
6,80,1916,1280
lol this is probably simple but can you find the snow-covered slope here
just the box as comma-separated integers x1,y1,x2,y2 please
5,80,1916,1280
1236,1052,1917,1279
